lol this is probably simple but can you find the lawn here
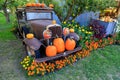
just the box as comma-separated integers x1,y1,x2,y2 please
0,14,120,80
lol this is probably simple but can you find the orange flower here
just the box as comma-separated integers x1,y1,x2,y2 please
100,39,102,43
30,65,35,70
108,37,111,40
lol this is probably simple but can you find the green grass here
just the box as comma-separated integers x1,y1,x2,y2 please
0,14,16,41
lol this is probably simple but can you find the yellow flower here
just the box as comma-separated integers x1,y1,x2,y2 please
26,64,29,66
25,61,28,64
27,56,29,59
24,58,27,61
72,20,74,22
86,31,88,34
25,67,27,70
82,29,85,32
89,32,92,34
63,21,66,24
20,62,23,64
23,65,26,68
72,14,75,16
90,27,92,29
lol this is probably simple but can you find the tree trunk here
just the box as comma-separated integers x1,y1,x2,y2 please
3,7,10,23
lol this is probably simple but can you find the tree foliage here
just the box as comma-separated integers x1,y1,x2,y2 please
0,0,29,23
39,0,117,21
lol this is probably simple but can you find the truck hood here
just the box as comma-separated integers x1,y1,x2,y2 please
28,20,53,39
29,20,53,27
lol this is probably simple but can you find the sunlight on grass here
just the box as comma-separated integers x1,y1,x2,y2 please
0,14,16,41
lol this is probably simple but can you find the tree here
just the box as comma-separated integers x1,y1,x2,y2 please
0,0,14,23
39,0,117,21
0,0,28,23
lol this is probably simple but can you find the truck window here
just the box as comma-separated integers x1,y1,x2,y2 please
26,12,52,20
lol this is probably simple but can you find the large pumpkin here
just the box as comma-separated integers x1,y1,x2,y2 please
46,45,57,57
65,38,76,50
53,38,65,53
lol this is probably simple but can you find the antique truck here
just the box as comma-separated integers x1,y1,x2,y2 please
16,4,81,62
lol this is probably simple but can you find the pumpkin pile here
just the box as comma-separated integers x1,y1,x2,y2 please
26,3,54,8
46,37,76,57
26,3,45,8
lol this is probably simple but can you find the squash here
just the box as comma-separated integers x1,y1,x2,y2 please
53,38,65,53
65,38,76,50
26,33,34,39
46,45,57,57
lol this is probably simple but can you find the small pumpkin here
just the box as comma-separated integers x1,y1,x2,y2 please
46,45,57,57
32,3,36,7
36,3,41,7
49,4,54,8
53,38,65,53
65,38,76,51
69,28,74,33
26,3,32,7
26,33,34,39
41,2,45,8
52,20,56,24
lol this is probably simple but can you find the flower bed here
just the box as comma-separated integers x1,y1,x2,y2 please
21,36,116,76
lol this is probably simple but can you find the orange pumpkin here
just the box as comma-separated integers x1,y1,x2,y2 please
26,3,32,7
36,3,41,7
52,20,56,24
69,28,74,33
65,38,76,50
46,45,57,57
41,2,45,8
32,3,36,7
53,38,65,53
49,4,54,8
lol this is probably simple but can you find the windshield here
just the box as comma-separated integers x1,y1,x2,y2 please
26,12,52,20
